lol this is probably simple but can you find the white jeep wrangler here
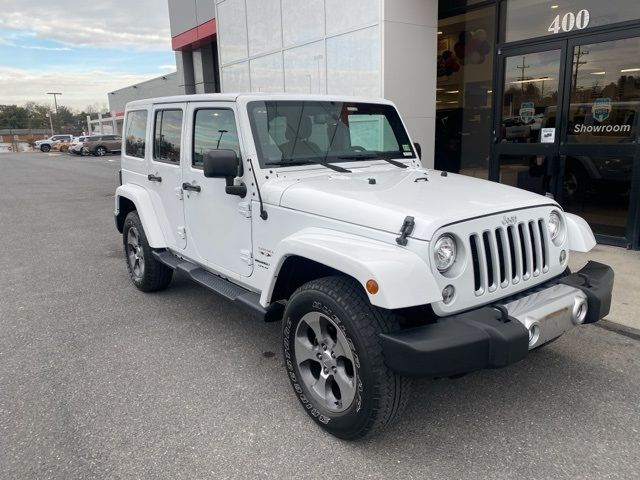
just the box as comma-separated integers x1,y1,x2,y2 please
115,94,614,439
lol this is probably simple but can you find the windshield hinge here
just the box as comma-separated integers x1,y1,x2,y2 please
240,249,253,266
396,216,415,246
238,201,252,218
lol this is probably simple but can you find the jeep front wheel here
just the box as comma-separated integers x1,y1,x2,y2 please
282,276,410,440
122,211,173,292
40,144,51,152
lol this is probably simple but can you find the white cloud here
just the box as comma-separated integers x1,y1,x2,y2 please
159,64,176,70
0,0,171,51
22,45,72,51
0,66,164,110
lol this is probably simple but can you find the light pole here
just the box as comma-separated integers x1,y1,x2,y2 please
47,92,62,116
45,112,54,136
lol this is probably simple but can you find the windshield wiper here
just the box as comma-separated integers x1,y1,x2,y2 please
337,153,408,169
265,159,352,173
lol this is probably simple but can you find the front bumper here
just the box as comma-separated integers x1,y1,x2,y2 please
380,261,614,378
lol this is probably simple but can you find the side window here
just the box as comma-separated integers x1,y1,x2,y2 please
125,110,148,159
154,109,183,164
192,109,241,168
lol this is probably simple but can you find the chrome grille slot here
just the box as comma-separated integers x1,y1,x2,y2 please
469,217,549,298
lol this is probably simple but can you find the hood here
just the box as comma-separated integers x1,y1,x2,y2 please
265,166,556,241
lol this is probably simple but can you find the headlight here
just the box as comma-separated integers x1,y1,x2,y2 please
548,210,565,244
434,234,457,272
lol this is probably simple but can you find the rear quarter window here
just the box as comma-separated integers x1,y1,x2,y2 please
125,110,148,159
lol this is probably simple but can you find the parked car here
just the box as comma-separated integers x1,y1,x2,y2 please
115,93,614,440
83,134,122,156
35,134,73,152
69,136,91,155
56,140,73,152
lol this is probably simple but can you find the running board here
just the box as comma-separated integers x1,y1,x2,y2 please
152,250,284,322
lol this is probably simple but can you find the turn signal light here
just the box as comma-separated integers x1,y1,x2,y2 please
366,279,379,295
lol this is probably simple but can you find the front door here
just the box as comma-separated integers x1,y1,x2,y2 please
494,30,640,248
182,103,253,277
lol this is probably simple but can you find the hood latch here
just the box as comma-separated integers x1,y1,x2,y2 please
396,216,415,246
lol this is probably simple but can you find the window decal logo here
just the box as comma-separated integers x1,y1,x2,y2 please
592,98,611,123
519,102,535,123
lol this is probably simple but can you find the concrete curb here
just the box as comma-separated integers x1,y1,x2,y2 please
594,319,640,342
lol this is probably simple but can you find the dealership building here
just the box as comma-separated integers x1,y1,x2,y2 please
160,0,640,249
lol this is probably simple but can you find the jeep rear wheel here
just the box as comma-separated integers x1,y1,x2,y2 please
95,146,107,156
40,144,51,152
282,276,410,440
122,211,173,292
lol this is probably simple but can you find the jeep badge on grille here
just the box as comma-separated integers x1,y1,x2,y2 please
502,215,518,226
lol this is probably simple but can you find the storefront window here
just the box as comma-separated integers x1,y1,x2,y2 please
436,6,495,178
505,0,640,43
501,50,561,144
567,37,640,144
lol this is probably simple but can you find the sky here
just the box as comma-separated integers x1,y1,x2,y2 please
0,0,175,111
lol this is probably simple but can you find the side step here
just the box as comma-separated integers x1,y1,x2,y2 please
153,250,284,322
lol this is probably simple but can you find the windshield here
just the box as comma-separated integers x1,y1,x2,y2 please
247,101,416,167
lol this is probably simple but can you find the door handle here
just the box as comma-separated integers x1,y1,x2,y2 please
182,182,201,193
147,174,162,183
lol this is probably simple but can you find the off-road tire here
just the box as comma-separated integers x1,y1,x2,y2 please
282,276,411,440
40,144,51,152
122,211,173,292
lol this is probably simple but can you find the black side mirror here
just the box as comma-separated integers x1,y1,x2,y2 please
203,149,243,178
203,149,246,198
413,142,422,159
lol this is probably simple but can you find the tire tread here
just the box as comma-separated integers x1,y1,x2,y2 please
291,275,410,439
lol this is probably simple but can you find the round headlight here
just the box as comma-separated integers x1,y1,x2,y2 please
434,234,457,272
548,210,564,243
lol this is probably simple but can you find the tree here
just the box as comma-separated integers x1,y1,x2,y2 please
0,105,30,129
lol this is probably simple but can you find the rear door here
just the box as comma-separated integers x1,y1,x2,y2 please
181,102,252,276
146,103,187,250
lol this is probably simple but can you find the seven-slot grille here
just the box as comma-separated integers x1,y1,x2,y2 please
469,219,550,296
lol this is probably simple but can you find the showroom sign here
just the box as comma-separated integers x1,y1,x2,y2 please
573,98,632,135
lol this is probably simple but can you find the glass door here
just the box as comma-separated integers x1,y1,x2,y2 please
558,30,640,246
493,42,567,197
493,30,640,247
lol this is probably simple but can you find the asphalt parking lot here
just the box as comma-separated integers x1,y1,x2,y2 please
1,151,639,479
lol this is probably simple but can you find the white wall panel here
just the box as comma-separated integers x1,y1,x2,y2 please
218,0,248,64
222,61,250,92
326,0,380,35
250,53,284,92
284,41,326,94
326,26,381,97
246,0,282,56
281,0,325,46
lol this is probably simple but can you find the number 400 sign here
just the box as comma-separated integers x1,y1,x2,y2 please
548,9,590,34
